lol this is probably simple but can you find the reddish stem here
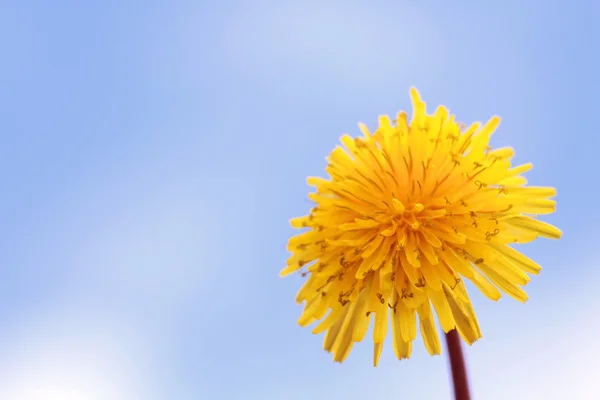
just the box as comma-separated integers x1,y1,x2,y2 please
445,329,471,400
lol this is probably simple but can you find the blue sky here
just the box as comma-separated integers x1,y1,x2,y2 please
1,0,599,399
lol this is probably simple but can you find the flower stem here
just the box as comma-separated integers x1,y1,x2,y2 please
445,329,471,400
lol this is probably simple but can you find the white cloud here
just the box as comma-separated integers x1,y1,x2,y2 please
468,314,600,399
467,271,600,400
221,0,443,87
0,309,153,400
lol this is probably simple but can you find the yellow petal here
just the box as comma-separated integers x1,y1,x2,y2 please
298,295,328,327
427,287,455,333
373,341,384,367
442,282,480,344
373,306,389,344
420,260,442,291
351,281,373,342
397,298,417,342
312,306,346,335
331,302,360,363
391,307,413,360
417,301,441,355
476,263,529,303
507,216,562,239
490,243,542,274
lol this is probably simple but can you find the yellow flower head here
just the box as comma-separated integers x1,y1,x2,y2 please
281,88,562,366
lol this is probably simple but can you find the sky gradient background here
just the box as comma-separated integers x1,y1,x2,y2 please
1,0,599,399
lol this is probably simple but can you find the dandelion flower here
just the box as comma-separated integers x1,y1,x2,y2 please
280,88,562,366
